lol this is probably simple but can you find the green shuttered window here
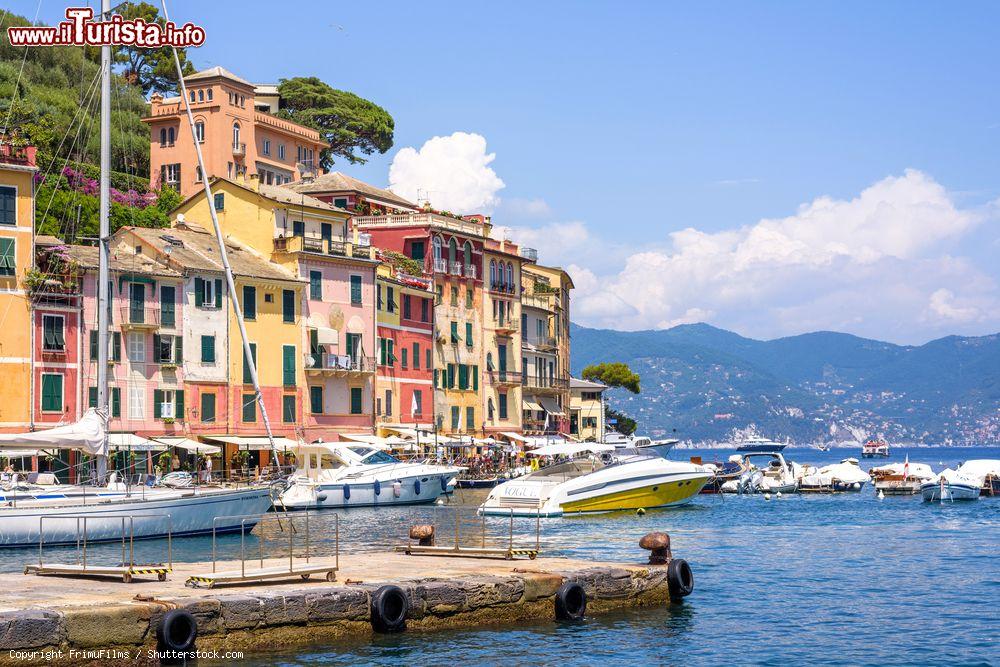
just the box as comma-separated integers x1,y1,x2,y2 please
282,289,295,323
201,392,216,423
309,386,323,414
349,387,363,415
40,374,63,412
242,394,256,422
0,237,15,276
242,343,257,384
350,275,362,304
282,345,296,386
282,395,296,423
201,335,216,363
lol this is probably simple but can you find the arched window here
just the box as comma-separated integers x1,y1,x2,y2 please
197,89,204,102
432,236,443,260
448,238,457,265
463,241,472,268
489,260,497,287
506,263,514,292
159,128,167,146
195,166,202,182
487,398,495,421
486,352,494,371
167,127,175,145
207,88,213,101
232,122,241,148
194,121,205,143
189,91,195,103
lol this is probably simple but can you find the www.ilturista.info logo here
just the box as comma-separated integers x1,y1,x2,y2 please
6,7,205,47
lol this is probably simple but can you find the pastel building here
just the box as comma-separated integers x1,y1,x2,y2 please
0,143,37,432
569,377,607,442
171,176,378,442
143,67,326,197
481,238,525,437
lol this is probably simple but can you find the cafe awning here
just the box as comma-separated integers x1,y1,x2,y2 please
316,327,339,346
0,448,44,457
538,397,565,417
152,436,221,455
108,433,165,452
202,435,300,450
523,399,543,412
499,431,528,443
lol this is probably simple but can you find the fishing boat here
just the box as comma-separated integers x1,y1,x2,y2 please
604,432,678,457
278,442,463,509
954,460,1000,497
798,458,870,492
720,451,802,494
479,443,711,517
920,469,981,502
862,439,891,458
869,459,935,495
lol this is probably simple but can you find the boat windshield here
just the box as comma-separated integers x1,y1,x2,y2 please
361,450,400,465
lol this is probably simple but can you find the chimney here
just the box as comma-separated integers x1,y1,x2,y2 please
249,173,260,192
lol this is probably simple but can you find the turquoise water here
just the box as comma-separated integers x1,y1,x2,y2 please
7,447,998,665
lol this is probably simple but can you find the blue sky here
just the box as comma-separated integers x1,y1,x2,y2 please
10,1,1000,343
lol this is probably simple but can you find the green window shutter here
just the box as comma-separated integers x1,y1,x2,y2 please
152,334,162,362
282,395,296,423
310,386,323,414
426,349,432,370
309,329,319,354
112,332,121,361
282,289,295,323
88,386,97,408
467,406,475,430
201,335,215,363
458,364,468,390
242,286,256,319
215,279,222,308
41,375,63,412
387,339,396,366
243,343,257,384
160,286,175,327
176,390,185,420
350,275,362,304
309,271,322,300
472,365,479,391
450,321,458,343
378,338,386,366
451,406,459,430
0,238,14,275
201,392,216,423
466,322,473,348
401,348,408,369
282,345,296,386
433,369,439,388
89,330,98,360
447,363,455,389
242,394,256,422
350,387,362,414
412,343,420,369
194,277,205,307
153,389,163,419
174,335,183,364
0,188,14,227
112,388,121,418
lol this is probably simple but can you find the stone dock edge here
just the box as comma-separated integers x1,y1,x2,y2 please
0,564,673,664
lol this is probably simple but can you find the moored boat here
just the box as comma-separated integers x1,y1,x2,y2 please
920,469,981,502
862,439,891,458
955,460,1000,497
798,458,870,493
604,432,678,458
870,459,935,496
697,455,749,494
720,452,802,494
735,436,787,453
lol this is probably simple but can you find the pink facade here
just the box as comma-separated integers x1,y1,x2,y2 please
32,303,82,426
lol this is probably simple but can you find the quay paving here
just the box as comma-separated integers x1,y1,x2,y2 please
0,551,676,664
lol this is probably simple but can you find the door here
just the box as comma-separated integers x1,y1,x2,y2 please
129,283,145,323
497,344,507,382
346,333,361,367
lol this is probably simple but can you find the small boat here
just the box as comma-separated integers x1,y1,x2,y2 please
697,455,749,494
798,458,870,492
869,459,935,496
456,477,501,489
720,452,802,494
603,432,678,458
735,436,787,453
862,439,891,458
479,443,711,517
279,442,463,509
955,460,1000,497
920,469,981,502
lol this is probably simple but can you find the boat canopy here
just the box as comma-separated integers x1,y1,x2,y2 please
0,408,107,456
956,459,1000,484
339,433,419,451
869,461,935,480
529,442,615,457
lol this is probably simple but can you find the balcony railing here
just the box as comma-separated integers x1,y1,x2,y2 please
449,261,463,276
119,305,160,329
304,351,376,374
352,212,488,238
463,264,477,279
493,317,518,334
273,235,376,260
521,293,555,312
487,370,522,385
489,282,517,295
232,142,246,156
0,143,37,167
522,376,569,390
433,258,449,274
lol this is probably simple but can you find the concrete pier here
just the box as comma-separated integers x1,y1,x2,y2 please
0,552,676,665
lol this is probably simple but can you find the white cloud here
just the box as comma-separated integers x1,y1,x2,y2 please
388,132,504,213
502,198,552,218
506,169,1000,343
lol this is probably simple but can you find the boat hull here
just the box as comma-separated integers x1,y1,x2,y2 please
280,473,453,509
0,488,273,548
920,482,981,502
559,477,706,513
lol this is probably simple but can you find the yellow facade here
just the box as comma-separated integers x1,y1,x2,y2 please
0,155,36,430
375,265,400,422
228,275,304,391
570,379,606,442
481,247,523,434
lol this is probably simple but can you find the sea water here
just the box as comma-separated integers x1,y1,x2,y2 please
4,447,997,665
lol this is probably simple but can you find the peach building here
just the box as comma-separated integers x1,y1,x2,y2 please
143,67,326,197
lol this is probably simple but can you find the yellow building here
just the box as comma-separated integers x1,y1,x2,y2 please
569,377,607,441
482,239,524,436
0,145,37,432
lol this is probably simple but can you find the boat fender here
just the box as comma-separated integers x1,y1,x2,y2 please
343,484,351,500
554,582,587,621
374,479,381,496
371,585,409,633
667,558,694,601
440,475,447,491
414,479,421,495
156,608,198,655
393,481,402,498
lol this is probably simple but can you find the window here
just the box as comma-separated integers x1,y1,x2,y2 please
410,240,425,261
195,277,221,308
0,186,14,226
193,333,214,365
293,220,305,237
377,284,383,310
387,287,396,313
167,127,175,145
207,88,213,101
402,294,411,319
153,333,181,364
350,387,363,414
451,406,460,431
426,348,432,370
194,121,205,143
213,193,224,211
466,406,475,430
42,315,65,351
334,197,348,209
242,285,256,320
350,275,362,304
412,343,420,369
465,322,473,348
161,164,180,189
401,347,408,369
242,343,257,384
40,374,63,412
446,363,455,389
201,392,216,423
128,331,145,363
458,364,469,390
128,385,144,420
197,89,204,102
88,387,121,417
488,398,495,421
463,241,473,268
450,286,458,306
309,271,322,300
282,345,296,386
448,238,457,264
450,321,459,344
385,390,392,417
506,263,514,289
282,289,295,323
433,236,442,261
278,144,285,160
160,285,175,327
346,333,361,361
195,166,203,183
91,331,121,361
282,395,296,423
421,298,429,322
262,139,271,156
499,392,508,419
490,260,497,287
465,288,473,309
159,128,167,146
232,122,241,148
310,386,324,414
413,390,423,416
242,393,256,422
379,338,395,367
153,389,183,419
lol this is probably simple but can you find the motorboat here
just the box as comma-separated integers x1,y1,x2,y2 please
798,458,870,492
734,436,787,453
479,442,711,517
603,432,678,458
720,452,803,494
869,460,935,496
955,460,1000,497
279,442,463,509
697,454,749,494
862,439,891,458
920,469,981,502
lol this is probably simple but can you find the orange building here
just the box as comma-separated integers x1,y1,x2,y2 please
143,67,326,197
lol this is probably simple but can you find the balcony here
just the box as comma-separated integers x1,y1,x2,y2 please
493,317,518,335
0,143,37,168
352,212,488,239
489,281,517,296
304,351,376,375
463,264,477,279
449,261,463,276
433,258,448,274
522,375,569,393
521,293,555,312
273,235,376,261
119,305,160,330
232,142,246,156
487,370,522,386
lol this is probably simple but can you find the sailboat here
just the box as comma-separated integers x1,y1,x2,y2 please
0,4,273,548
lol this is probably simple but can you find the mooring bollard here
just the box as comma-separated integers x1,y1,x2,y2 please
639,532,672,564
409,524,435,546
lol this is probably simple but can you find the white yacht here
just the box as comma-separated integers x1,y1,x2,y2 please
603,432,678,457
920,468,982,502
734,436,788,452
721,452,802,494
479,442,711,517
279,442,463,509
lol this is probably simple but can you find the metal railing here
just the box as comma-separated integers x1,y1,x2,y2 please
487,370,522,385
399,505,540,560
449,261,463,276
119,305,161,327
353,212,488,238
304,351,376,373
232,142,246,156
208,511,337,578
522,375,569,390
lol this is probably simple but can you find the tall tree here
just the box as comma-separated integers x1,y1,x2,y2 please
581,362,641,394
113,2,195,95
276,76,394,169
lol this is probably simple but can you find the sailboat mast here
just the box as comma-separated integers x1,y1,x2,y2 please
159,1,277,454
94,0,112,481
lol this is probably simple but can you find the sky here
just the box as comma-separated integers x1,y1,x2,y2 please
9,0,1000,344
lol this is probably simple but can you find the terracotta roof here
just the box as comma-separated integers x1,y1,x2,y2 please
64,245,182,278
34,235,63,247
570,377,607,391
285,172,418,210
185,66,252,86
258,183,350,214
